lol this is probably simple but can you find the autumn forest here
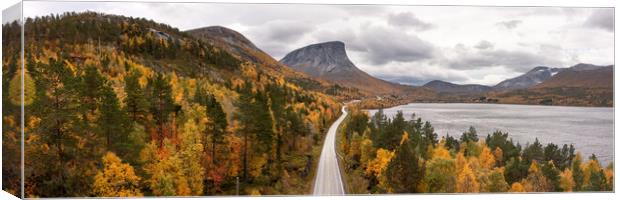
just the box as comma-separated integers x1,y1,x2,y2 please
1,11,614,197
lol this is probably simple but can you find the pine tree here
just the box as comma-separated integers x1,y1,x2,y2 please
147,73,176,146
99,84,130,152
384,134,424,193
234,81,255,182
460,126,479,143
205,93,227,165
32,57,86,196
123,69,149,122
571,153,584,191
80,65,106,113
541,161,561,191
522,138,544,164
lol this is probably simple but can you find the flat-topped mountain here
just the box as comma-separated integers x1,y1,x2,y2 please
280,41,412,95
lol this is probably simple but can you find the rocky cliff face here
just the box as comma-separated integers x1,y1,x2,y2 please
281,41,356,77
280,41,412,95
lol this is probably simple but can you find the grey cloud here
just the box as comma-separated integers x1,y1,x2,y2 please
353,26,435,65
340,5,387,15
247,20,314,58
377,74,468,86
447,48,562,72
496,20,522,29
474,40,494,50
584,9,614,32
257,20,314,43
387,12,434,31
376,75,430,86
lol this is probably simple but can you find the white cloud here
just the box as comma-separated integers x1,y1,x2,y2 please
23,1,614,86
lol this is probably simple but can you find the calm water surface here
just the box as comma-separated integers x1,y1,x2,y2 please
367,103,614,164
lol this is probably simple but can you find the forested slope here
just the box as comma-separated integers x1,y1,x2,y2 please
2,12,340,197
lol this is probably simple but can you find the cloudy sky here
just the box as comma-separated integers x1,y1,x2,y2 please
24,1,614,86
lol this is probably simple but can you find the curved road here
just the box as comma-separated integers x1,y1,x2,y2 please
313,105,347,195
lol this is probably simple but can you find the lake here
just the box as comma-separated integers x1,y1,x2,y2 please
367,103,614,165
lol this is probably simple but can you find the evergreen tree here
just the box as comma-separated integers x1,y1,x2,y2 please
444,134,460,152
522,138,544,164
384,136,424,193
32,57,88,196
460,126,479,143
541,161,561,191
80,65,106,113
99,84,131,152
123,69,149,122
147,73,176,147
571,153,584,191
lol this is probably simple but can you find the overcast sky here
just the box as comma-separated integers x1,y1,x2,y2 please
23,1,614,86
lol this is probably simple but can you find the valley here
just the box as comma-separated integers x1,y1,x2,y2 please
1,8,614,197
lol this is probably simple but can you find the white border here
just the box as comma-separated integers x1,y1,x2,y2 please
1,0,618,200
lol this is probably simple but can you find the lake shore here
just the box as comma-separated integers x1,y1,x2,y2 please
365,103,614,165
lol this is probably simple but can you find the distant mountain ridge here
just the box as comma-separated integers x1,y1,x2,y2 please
280,41,413,95
532,64,613,89
493,66,563,91
423,80,491,95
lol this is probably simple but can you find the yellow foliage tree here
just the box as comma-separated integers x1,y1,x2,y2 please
582,157,602,188
559,168,575,192
603,165,614,190
455,152,467,174
456,162,480,193
509,182,525,192
522,160,552,192
366,148,395,177
432,141,451,160
178,120,205,195
478,146,496,170
93,152,142,197
140,140,191,196
9,69,36,106
359,138,374,167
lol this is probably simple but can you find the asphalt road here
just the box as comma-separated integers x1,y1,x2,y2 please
312,105,347,195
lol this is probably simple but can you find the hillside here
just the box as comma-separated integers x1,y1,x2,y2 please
280,41,413,96
186,27,363,100
493,66,562,91
532,65,613,89
423,80,491,95
2,12,342,197
488,64,613,106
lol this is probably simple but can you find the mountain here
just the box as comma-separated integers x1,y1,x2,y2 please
280,41,411,95
187,27,364,99
569,63,608,71
532,64,613,89
2,12,346,196
488,63,613,106
186,26,264,63
493,66,562,91
423,80,491,95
